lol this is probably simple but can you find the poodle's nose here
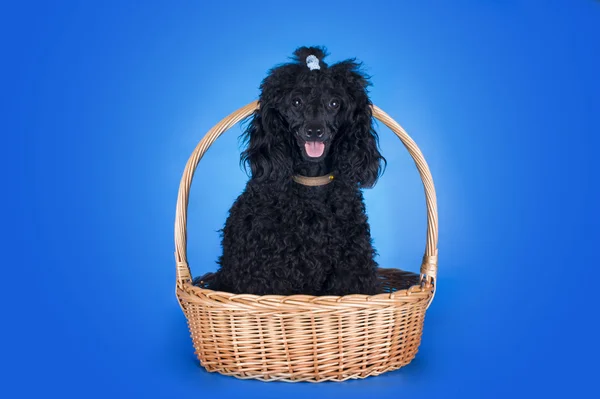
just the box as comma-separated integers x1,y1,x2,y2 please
304,122,325,138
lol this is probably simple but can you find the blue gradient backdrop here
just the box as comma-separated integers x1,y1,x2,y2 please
4,1,599,398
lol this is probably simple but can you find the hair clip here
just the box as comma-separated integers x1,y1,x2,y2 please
306,55,320,71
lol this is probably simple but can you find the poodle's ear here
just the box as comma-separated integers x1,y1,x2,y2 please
240,107,293,182
330,61,386,188
333,106,386,188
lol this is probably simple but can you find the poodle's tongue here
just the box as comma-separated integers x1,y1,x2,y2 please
305,141,325,158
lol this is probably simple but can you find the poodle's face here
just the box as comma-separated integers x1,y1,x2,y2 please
279,83,345,162
241,47,385,187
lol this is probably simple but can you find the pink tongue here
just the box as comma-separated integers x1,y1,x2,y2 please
305,141,325,158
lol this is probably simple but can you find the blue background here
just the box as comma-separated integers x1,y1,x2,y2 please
4,0,599,398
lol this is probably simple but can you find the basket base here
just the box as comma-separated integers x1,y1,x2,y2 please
198,350,420,383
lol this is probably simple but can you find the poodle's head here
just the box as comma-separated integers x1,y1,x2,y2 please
241,46,385,188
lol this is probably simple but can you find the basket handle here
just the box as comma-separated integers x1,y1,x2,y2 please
371,105,439,284
174,101,439,289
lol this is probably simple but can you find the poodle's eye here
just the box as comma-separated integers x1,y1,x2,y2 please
292,98,303,107
328,98,341,109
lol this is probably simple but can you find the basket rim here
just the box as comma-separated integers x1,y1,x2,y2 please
173,101,439,306
180,267,432,308
177,287,433,315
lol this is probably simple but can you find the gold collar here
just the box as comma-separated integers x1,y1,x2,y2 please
292,174,334,186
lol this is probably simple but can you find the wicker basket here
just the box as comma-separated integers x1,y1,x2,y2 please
174,101,438,382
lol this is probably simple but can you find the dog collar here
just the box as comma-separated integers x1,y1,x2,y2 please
292,174,334,186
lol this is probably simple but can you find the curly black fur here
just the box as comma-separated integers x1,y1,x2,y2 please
199,46,386,296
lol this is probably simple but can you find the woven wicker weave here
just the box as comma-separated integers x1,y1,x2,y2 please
174,101,438,382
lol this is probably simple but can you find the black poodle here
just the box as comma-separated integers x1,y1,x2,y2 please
198,46,386,296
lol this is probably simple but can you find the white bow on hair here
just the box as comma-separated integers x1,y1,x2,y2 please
306,55,320,70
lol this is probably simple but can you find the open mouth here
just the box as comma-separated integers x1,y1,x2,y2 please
304,141,326,158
